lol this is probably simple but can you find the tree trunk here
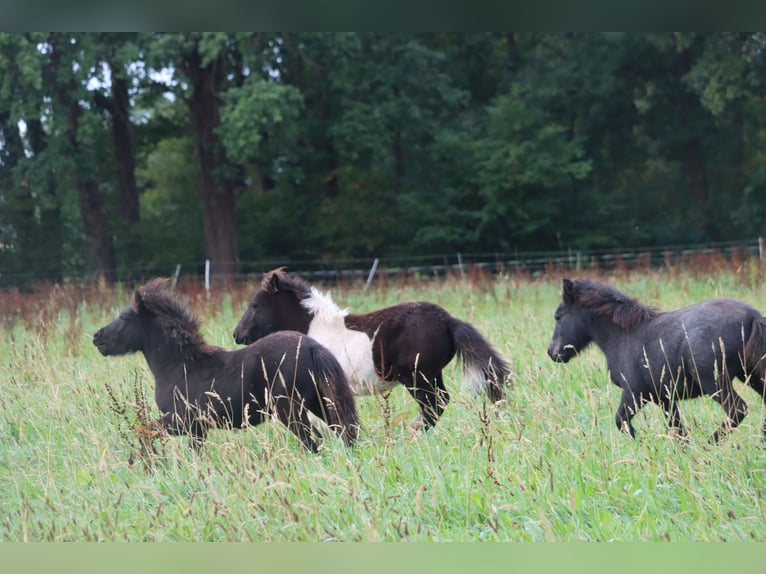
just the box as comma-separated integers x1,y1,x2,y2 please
0,113,54,284
393,130,405,196
676,45,710,236
506,32,517,71
77,178,116,282
51,37,116,283
323,140,339,199
682,139,708,205
22,118,64,282
70,144,116,283
109,61,140,223
183,46,240,282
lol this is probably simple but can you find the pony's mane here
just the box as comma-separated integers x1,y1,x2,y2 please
134,279,215,357
302,287,348,324
570,279,659,330
262,268,347,324
261,268,312,300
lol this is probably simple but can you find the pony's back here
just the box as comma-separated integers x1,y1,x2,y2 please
253,331,359,446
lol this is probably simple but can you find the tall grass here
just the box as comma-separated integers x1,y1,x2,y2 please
1,264,765,541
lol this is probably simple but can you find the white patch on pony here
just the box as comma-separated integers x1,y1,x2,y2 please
302,288,391,395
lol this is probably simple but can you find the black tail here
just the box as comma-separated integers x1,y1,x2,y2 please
310,344,359,446
449,317,512,402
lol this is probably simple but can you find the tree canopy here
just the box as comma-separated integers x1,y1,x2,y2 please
1,32,765,285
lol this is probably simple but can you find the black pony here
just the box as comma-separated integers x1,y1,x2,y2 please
233,268,512,430
547,278,766,441
93,279,358,452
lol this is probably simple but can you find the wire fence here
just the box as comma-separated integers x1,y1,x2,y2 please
2,238,763,288
249,239,766,288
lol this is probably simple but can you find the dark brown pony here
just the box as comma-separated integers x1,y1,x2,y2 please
233,269,512,430
93,279,358,452
548,278,766,441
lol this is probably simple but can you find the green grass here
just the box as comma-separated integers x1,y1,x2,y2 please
1,268,765,541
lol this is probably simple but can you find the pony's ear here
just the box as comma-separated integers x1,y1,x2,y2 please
132,289,145,312
262,270,282,293
562,279,576,303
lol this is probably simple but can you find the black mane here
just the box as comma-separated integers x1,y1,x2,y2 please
571,278,659,330
260,268,312,300
134,279,215,357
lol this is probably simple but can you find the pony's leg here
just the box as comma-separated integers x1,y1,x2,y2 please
746,375,766,438
187,420,207,450
433,373,451,424
615,389,643,438
710,377,749,443
274,397,319,452
402,371,450,431
660,397,688,439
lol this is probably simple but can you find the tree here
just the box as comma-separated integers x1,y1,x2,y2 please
682,33,766,238
48,33,117,282
0,33,117,284
148,33,245,282
293,33,469,257
4,33,766,288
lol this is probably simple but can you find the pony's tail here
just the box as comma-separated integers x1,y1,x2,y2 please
310,344,359,446
745,316,766,392
449,317,512,402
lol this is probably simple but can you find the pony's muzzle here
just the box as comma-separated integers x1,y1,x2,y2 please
92,328,108,355
232,329,253,346
547,344,570,363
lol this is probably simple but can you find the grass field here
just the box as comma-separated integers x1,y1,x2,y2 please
1,262,765,541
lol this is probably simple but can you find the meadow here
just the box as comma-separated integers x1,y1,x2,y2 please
1,259,765,542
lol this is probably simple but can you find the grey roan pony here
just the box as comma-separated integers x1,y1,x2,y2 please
93,279,358,452
547,278,766,441
233,268,512,431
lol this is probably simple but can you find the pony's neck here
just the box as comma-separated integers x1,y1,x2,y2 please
141,321,195,381
589,312,633,355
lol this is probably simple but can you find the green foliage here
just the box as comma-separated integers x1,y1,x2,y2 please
473,88,591,250
135,136,203,269
218,78,304,167
3,33,766,283
235,184,318,261
315,34,471,257
0,34,95,284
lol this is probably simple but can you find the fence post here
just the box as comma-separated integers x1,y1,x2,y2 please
457,252,465,280
171,264,181,289
204,259,210,299
364,258,380,293
760,237,764,261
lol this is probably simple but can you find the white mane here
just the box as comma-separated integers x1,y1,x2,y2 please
301,287,348,324
299,286,386,395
